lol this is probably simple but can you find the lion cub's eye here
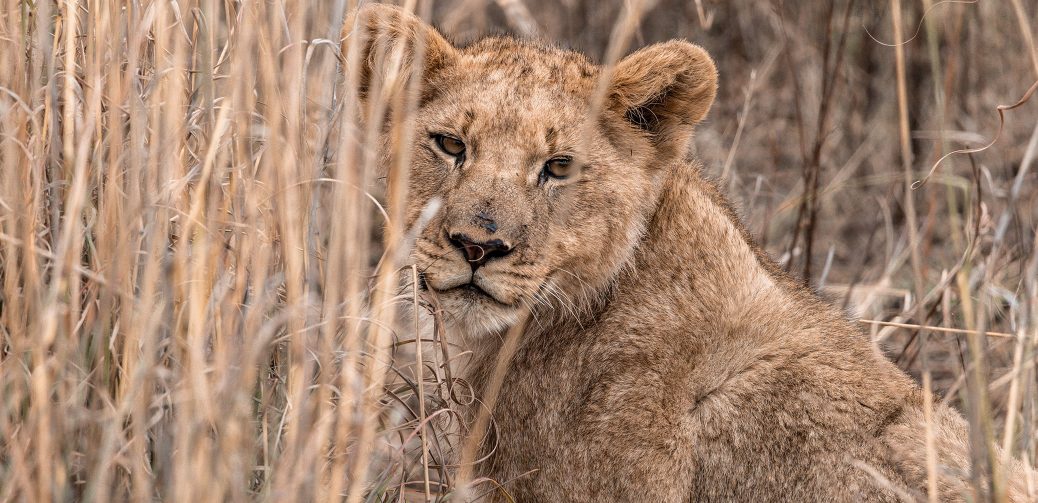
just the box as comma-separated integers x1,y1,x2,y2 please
542,156,574,181
433,134,466,157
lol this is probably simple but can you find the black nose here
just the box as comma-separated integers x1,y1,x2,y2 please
449,233,513,270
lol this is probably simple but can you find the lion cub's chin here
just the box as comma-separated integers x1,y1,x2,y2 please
435,288,524,340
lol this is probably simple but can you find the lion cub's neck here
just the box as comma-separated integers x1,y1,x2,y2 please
612,161,782,325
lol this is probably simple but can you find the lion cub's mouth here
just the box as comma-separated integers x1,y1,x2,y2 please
446,283,511,306
420,272,512,307
459,283,488,296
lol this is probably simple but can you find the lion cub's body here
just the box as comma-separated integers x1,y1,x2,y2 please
345,5,1031,500
465,163,984,501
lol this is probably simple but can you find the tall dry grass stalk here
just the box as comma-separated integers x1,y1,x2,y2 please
0,0,421,499
2,0,1038,501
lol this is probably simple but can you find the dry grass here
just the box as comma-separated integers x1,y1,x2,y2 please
0,0,1036,501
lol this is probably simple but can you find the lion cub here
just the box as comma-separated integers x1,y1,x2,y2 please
344,5,1032,501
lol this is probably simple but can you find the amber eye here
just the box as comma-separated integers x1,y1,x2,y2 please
542,156,574,180
433,134,466,157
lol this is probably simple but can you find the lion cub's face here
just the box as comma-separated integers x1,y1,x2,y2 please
349,5,717,338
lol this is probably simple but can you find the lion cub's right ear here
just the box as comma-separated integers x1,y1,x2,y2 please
341,4,456,105
608,41,717,159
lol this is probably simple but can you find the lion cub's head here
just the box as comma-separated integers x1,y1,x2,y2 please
345,5,717,338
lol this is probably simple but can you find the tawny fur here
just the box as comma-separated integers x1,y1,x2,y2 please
343,5,1033,501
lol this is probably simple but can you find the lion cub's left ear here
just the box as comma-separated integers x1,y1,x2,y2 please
608,41,717,157
341,4,457,106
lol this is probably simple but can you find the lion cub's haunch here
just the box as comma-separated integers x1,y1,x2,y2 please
344,5,1032,501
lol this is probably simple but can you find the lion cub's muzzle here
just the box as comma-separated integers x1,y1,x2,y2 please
415,219,527,307
439,231,519,305
415,201,536,311
447,233,514,271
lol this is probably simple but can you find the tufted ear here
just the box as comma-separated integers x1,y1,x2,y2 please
608,41,717,157
341,4,457,105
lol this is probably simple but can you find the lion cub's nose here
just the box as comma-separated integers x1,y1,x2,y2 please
448,233,513,271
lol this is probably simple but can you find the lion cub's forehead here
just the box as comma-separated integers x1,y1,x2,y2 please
462,38,596,75
425,38,599,138
449,38,596,101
